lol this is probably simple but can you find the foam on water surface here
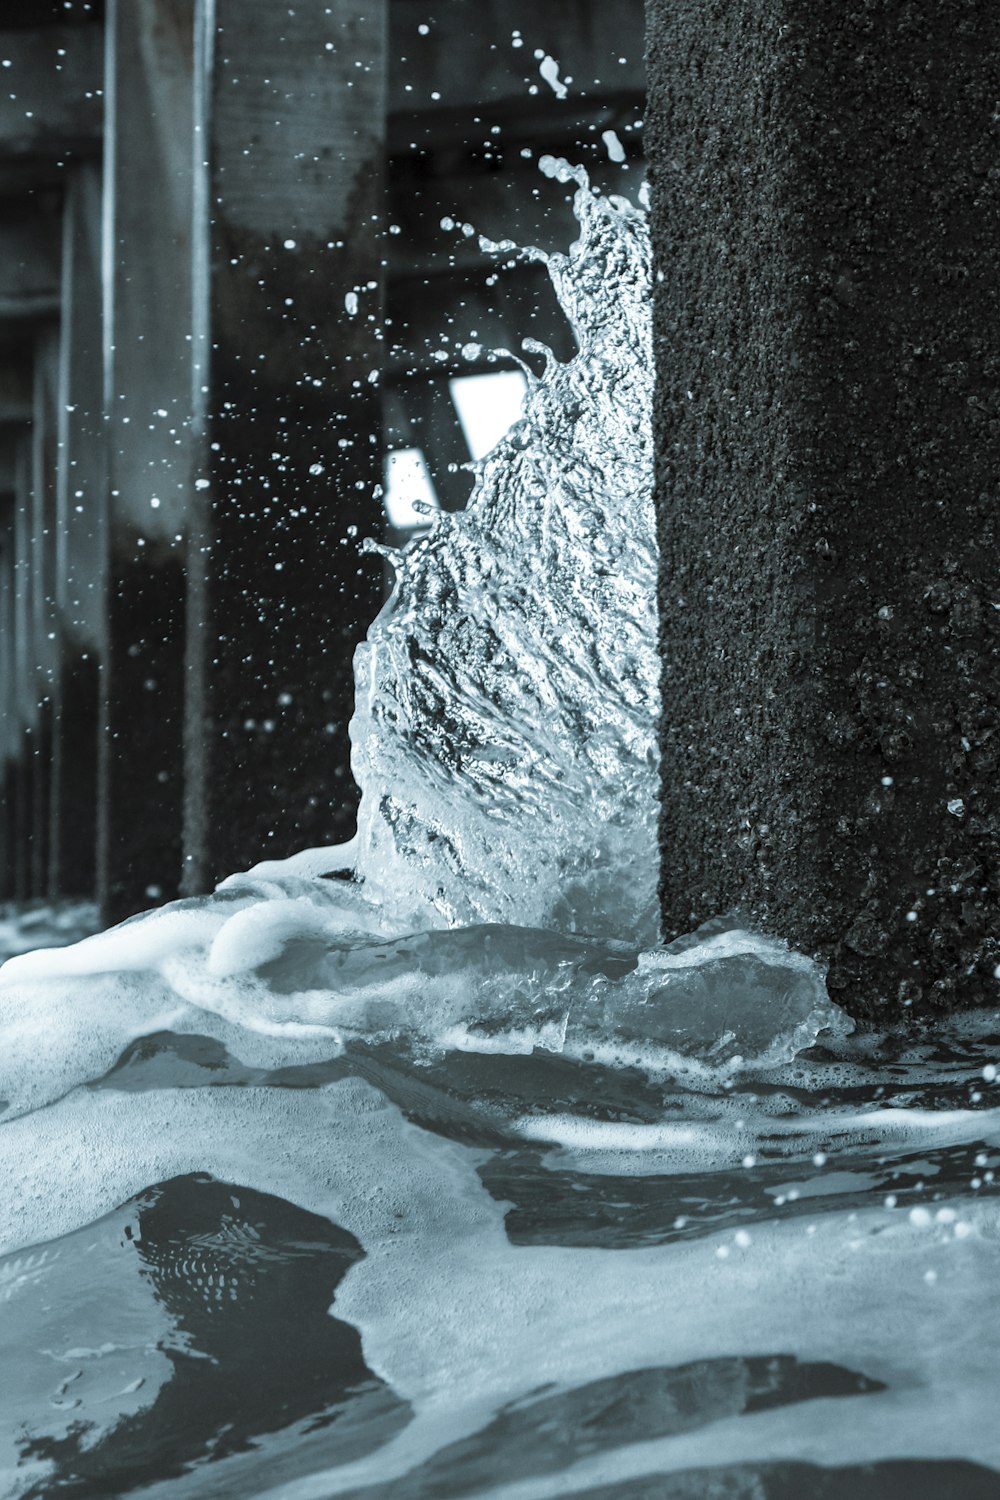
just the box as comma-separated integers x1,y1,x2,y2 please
4,1074,1000,1498
3,886,1000,1495
0,901,98,961
0,897,844,1120
3,170,1000,1497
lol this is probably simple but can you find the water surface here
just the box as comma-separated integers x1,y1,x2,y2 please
3,171,998,1499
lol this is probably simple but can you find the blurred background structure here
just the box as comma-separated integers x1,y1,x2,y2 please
0,0,644,923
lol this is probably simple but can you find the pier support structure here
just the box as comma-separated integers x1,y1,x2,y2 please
0,1,646,925
101,0,386,918
649,0,1000,1017
182,0,387,893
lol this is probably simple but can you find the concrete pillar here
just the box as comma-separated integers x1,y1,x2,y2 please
101,0,195,922
50,163,105,900
101,0,386,921
648,1,1000,1018
182,0,386,891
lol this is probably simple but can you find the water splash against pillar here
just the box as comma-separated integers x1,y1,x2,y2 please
350,165,659,943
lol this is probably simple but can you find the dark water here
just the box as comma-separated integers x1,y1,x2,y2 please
2,910,1000,1498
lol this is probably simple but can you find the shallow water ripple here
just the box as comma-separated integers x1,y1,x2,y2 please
2,916,999,1498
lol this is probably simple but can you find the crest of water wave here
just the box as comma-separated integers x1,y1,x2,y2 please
347,158,659,944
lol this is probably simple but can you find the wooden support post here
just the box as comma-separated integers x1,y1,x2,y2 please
649,0,1000,1018
8,425,46,899
0,492,15,902
182,0,386,890
0,353,35,900
6,441,32,903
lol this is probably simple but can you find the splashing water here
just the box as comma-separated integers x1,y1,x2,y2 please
237,158,660,943
351,182,658,937
2,169,1000,1499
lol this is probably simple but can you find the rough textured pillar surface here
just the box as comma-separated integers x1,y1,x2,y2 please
648,0,1000,1020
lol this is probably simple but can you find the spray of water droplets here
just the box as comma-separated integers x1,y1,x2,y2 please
349,160,659,943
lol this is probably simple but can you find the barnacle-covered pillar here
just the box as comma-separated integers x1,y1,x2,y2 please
648,1,1000,1018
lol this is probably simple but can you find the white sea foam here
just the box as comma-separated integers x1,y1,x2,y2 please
4,1080,1000,1499
0,898,845,1124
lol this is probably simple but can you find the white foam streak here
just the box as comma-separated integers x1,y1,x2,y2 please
512,1104,1000,1176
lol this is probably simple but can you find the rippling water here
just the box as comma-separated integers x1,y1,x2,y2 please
2,174,999,1499
3,908,1000,1498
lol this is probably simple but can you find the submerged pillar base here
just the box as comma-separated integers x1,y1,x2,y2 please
648,0,1000,1020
